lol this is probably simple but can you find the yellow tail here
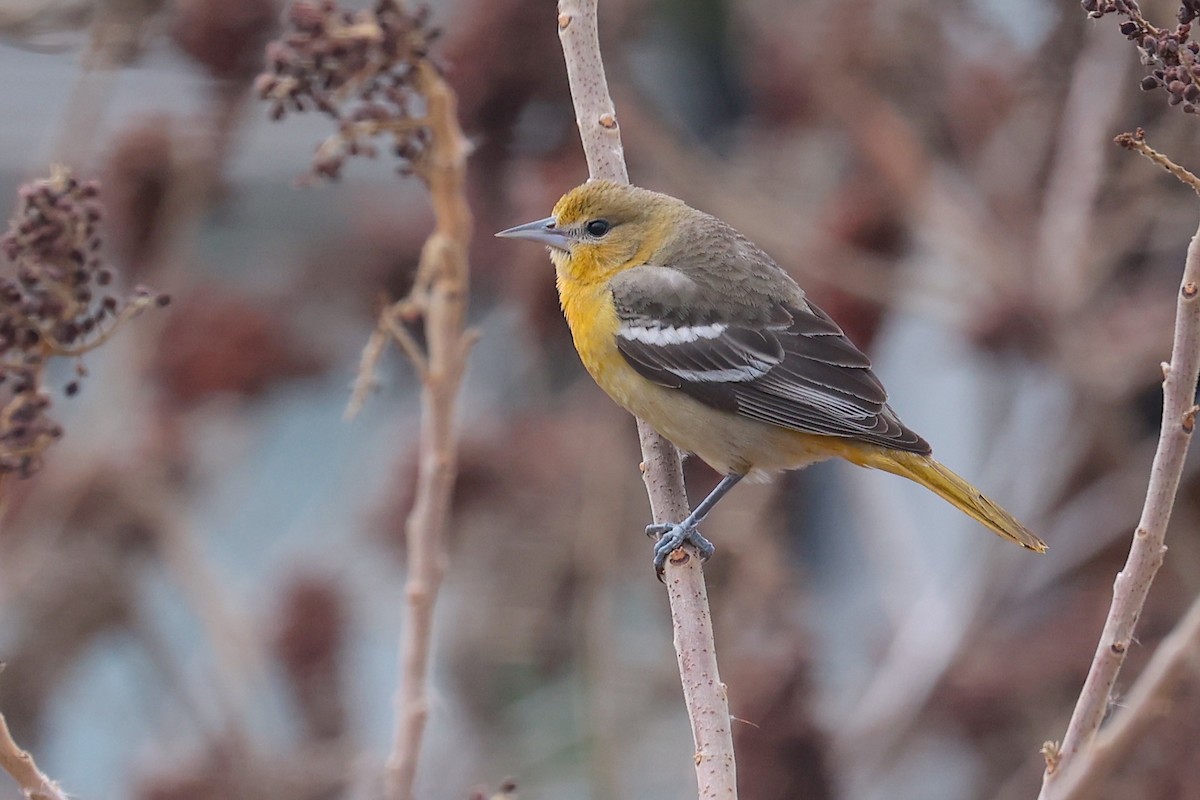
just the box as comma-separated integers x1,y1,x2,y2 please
846,448,1047,552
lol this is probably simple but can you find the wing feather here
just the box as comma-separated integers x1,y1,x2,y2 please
610,266,930,454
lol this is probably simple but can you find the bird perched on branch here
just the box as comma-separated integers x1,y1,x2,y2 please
498,180,1046,575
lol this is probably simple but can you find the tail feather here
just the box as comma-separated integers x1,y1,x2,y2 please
848,448,1047,552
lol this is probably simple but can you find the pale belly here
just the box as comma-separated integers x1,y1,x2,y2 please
585,352,835,481
558,274,838,480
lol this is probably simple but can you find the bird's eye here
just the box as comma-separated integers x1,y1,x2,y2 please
586,219,611,237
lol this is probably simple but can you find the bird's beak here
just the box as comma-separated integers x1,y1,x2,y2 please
495,217,571,252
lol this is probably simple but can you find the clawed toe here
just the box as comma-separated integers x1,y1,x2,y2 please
645,522,672,539
650,523,715,578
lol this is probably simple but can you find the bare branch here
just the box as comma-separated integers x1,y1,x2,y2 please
268,3,475,795
345,321,391,421
1115,129,1200,196
380,309,430,381
0,711,69,800
1052,591,1200,799
1039,137,1200,798
382,57,474,800
557,3,627,184
557,1,738,797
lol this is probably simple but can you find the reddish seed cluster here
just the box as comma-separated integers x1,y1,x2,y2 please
1137,26,1200,109
2,173,111,353
1085,0,1200,112
0,169,168,478
255,0,441,180
0,363,60,478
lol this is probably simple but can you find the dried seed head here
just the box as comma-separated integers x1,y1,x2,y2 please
1088,0,1200,115
257,0,440,181
0,167,167,479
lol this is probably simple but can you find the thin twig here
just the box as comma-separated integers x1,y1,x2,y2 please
1115,129,1200,196
1039,136,1200,798
46,294,162,357
345,321,391,421
268,6,473,790
556,2,738,797
381,58,474,800
0,710,68,800
344,296,436,422
381,305,430,380
1052,591,1200,799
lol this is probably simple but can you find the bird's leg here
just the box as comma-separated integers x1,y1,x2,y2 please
647,473,744,577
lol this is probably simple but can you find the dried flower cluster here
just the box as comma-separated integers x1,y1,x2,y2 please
1086,0,1200,112
255,0,442,180
0,168,167,478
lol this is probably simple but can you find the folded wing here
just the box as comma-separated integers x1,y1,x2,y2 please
611,264,930,454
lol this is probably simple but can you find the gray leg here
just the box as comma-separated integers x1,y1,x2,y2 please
646,473,744,577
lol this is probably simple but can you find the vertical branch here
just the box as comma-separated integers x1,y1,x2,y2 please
260,5,473,795
557,2,627,184
556,2,738,797
1039,134,1200,798
383,60,475,800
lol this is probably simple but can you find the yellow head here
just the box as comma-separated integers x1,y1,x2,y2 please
496,180,689,285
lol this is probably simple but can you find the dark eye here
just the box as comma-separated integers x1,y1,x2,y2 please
586,219,611,237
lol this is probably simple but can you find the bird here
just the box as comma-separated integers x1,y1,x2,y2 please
497,180,1046,574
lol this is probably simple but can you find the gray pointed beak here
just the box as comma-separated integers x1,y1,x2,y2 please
495,217,571,252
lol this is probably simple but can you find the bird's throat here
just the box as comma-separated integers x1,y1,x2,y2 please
557,273,622,381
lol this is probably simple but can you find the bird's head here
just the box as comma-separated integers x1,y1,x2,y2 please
496,180,685,283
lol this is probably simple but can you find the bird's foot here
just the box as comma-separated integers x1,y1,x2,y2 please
646,522,715,578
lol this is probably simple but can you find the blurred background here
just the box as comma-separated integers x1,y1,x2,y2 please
1,0,1199,798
